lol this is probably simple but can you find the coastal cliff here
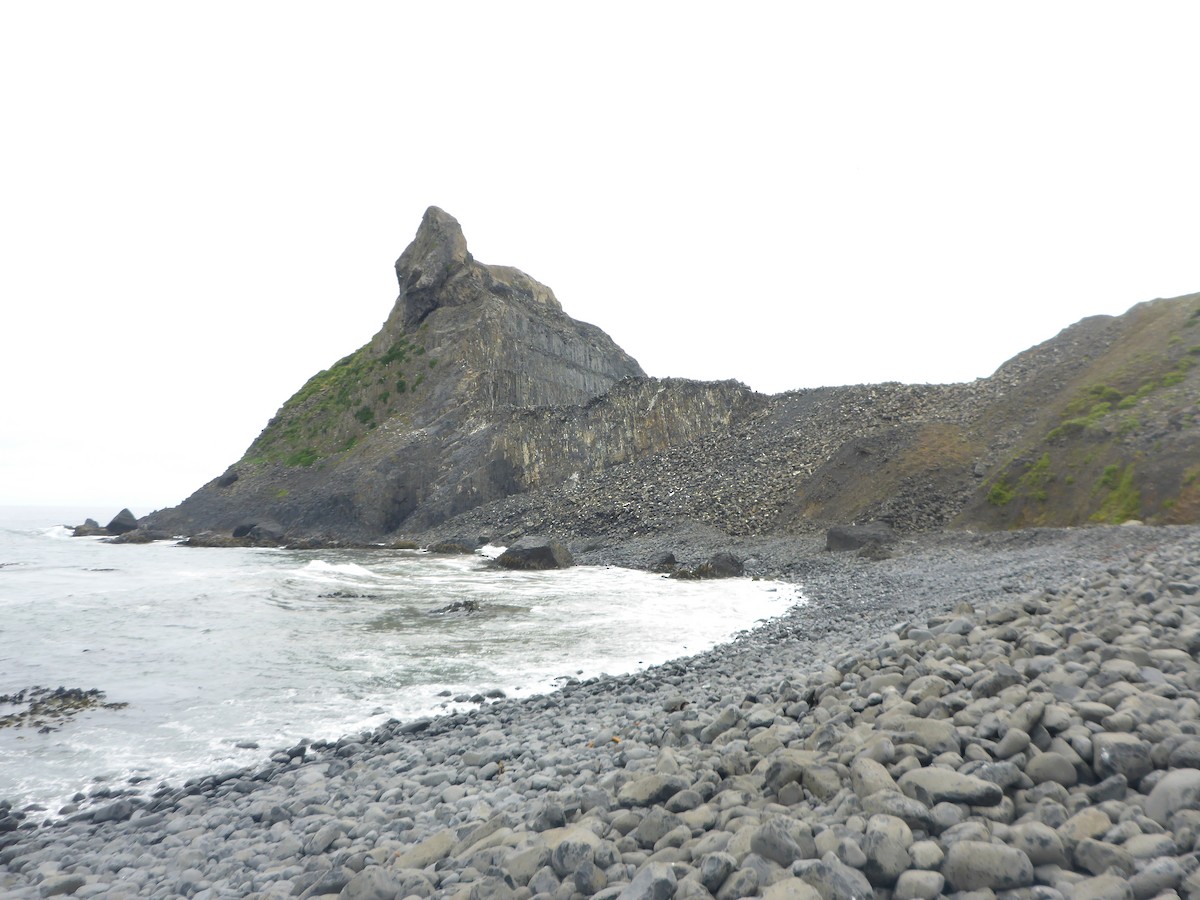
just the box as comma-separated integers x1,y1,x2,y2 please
143,209,1200,544
145,209,751,539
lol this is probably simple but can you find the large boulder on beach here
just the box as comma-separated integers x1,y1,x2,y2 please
670,551,745,579
496,538,574,570
698,551,744,578
105,508,138,534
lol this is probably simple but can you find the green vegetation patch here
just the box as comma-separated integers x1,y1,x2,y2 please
1020,452,1053,502
987,477,1015,506
1091,463,1141,524
245,334,431,466
1047,402,1112,441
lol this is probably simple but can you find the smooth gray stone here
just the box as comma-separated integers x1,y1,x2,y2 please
631,808,684,850
794,852,873,899
861,789,934,831
305,821,342,855
762,877,822,899
298,866,353,897
849,757,898,798
893,869,945,900
861,814,912,887
898,767,1003,807
528,865,560,895
700,707,741,743
1007,822,1069,867
618,774,689,808
1128,856,1184,899
1073,838,1134,877
338,866,405,900
550,834,596,878
1092,733,1152,783
1145,767,1200,826
698,852,736,894
941,840,1034,892
36,874,88,897
750,818,807,867
1025,751,1079,787
575,860,608,895
617,862,676,900
715,867,759,900
1068,873,1135,900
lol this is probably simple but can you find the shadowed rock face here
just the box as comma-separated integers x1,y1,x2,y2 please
145,208,751,539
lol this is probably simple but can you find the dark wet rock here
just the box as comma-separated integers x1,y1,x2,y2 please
496,537,574,570
647,551,677,572
107,527,174,544
72,518,107,536
671,551,744,579
826,522,894,552
0,686,128,730
431,599,482,615
427,541,476,554
232,519,285,542
104,508,138,534
697,551,744,578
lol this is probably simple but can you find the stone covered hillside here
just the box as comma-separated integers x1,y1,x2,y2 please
429,294,1200,543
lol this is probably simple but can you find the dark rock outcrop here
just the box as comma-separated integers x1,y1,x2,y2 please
496,538,574,570
104,509,138,534
147,208,747,540
232,520,285,542
826,522,896,552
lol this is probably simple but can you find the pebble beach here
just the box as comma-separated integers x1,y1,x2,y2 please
4,523,1200,899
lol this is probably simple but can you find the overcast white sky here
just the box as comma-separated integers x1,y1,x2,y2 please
2,3,1197,514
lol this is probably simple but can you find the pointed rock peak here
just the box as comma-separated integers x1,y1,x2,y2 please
395,207,469,287
395,207,472,327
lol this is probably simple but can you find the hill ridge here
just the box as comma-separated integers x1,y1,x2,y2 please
143,212,1200,542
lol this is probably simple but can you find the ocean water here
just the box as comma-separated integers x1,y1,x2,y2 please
0,507,800,814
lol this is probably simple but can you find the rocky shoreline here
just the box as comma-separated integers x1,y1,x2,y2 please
3,523,1200,898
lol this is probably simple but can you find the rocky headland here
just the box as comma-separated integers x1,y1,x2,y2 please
127,207,1198,548
21,210,1200,898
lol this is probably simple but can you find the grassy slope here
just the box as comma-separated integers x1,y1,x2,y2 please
961,295,1200,528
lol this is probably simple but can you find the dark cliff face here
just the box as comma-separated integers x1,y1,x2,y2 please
147,208,749,538
145,208,1200,543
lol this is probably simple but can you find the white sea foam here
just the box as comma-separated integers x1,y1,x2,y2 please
0,510,801,815
39,525,78,540
295,559,383,580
